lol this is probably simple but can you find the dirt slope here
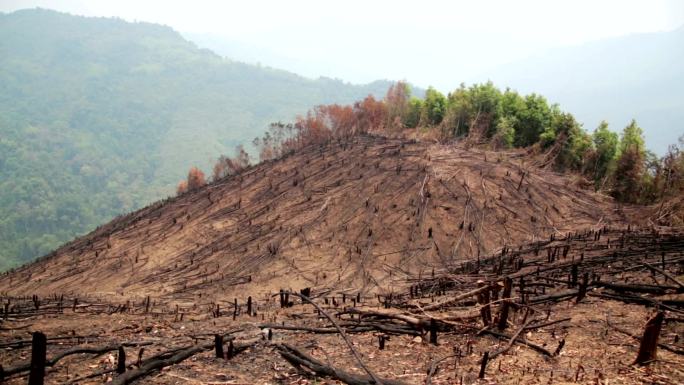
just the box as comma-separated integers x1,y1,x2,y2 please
0,135,623,299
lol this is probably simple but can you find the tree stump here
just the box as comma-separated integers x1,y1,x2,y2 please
634,312,664,365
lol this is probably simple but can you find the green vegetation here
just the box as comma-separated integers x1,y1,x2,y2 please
0,9,393,269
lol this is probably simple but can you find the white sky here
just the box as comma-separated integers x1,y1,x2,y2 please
2,0,684,90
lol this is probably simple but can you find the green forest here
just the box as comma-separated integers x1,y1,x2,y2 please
0,9,392,269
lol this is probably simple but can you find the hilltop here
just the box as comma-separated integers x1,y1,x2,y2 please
0,135,623,299
0,8,394,268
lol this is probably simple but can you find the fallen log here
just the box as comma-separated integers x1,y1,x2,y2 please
344,306,479,330
109,337,260,385
416,284,495,311
276,343,407,385
283,292,384,385
260,322,420,336
641,262,684,289
480,329,552,357
489,318,533,359
345,307,425,327
588,292,684,313
595,281,682,295
528,289,578,305
425,354,459,385
2,341,152,378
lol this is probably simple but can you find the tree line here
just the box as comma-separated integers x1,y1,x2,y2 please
178,81,683,206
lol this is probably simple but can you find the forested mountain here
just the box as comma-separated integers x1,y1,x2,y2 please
0,8,392,269
472,26,684,154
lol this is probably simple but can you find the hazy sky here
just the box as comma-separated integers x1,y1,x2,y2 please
2,0,684,90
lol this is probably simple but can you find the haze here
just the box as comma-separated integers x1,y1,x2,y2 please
3,0,683,90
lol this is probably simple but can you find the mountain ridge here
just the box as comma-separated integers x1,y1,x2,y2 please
0,8,396,269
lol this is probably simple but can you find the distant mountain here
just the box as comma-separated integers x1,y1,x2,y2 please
472,27,684,154
0,8,394,269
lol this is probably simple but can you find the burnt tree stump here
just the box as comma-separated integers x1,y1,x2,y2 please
117,346,126,374
214,335,224,358
497,277,512,330
429,318,438,345
634,312,665,365
478,351,489,379
28,331,47,385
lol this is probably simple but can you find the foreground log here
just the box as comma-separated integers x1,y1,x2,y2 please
480,329,552,357
633,312,665,365
276,343,407,385
345,307,426,328
110,337,260,385
3,341,153,379
259,322,420,336
283,292,383,385
489,318,532,359
642,262,684,289
595,281,681,295
418,284,494,311
344,306,479,331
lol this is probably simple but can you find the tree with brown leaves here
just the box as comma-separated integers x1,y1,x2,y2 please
187,167,206,191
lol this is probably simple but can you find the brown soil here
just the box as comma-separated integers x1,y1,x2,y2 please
1,136,682,385
0,135,622,301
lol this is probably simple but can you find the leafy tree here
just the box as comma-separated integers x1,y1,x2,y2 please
613,120,647,203
515,94,552,147
421,87,447,126
590,121,619,187
403,98,423,128
619,119,646,155
492,116,515,148
442,84,472,137
466,81,502,138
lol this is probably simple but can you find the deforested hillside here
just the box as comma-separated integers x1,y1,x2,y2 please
0,135,623,299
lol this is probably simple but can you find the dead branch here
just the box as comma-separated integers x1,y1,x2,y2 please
276,343,407,385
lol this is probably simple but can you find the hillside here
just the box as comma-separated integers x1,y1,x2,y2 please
0,135,623,298
2,136,683,385
0,8,393,269
473,26,684,154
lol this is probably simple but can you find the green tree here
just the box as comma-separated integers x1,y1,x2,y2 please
514,94,552,147
619,119,646,155
591,121,619,186
614,120,647,203
421,87,447,126
403,98,423,128
492,116,515,148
